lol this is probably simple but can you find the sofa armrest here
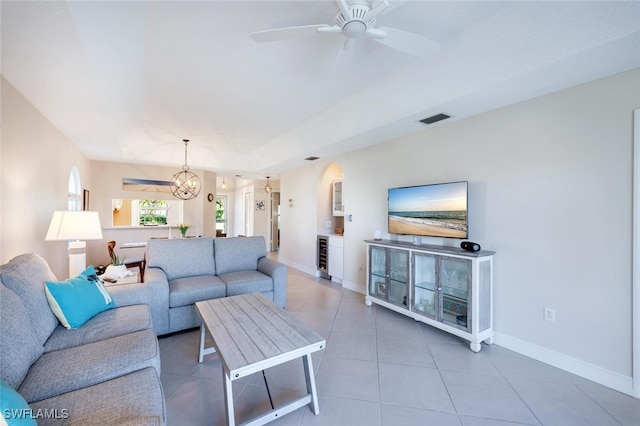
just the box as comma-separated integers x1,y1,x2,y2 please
106,283,149,307
257,257,287,308
144,267,168,286
144,267,171,335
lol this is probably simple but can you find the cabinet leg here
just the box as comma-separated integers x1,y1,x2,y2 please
469,342,481,353
484,336,494,346
365,299,372,307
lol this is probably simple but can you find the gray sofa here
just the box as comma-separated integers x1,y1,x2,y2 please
0,253,165,425
145,236,287,335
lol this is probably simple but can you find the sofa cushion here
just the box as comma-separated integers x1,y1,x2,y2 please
147,237,215,280
0,283,44,390
44,265,115,329
18,329,160,403
214,236,267,275
168,275,226,308
44,304,152,352
0,380,37,426
0,253,59,346
29,368,165,426
219,271,273,296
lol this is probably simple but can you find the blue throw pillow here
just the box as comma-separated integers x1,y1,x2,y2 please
44,265,115,329
0,380,37,425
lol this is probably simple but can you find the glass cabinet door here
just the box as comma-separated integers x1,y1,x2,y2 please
412,252,437,317
332,180,344,216
369,246,387,299
440,256,471,331
388,249,409,307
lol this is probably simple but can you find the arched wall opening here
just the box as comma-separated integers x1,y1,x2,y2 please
316,162,344,235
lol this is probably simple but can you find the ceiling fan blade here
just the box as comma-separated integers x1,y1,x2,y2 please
250,24,329,43
317,25,343,34
329,39,355,77
336,0,351,20
366,28,386,39
374,26,440,57
365,0,389,21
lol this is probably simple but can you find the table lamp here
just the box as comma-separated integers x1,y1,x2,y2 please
45,211,103,278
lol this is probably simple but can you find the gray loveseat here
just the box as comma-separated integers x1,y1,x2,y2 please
0,253,165,425
144,236,287,335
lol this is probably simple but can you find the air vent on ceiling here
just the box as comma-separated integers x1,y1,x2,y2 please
305,156,320,161
420,113,450,125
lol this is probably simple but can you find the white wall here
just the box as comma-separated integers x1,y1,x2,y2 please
280,166,323,275
279,68,640,392
1,77,92,278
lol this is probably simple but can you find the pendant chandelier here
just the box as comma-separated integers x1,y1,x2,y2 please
263,176,272,194
220,178,227,189
170,139,201,200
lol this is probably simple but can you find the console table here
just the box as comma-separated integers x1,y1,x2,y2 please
365,239,495,352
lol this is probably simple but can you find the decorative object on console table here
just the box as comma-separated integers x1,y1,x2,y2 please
178,224,189,238
45,211,103,278
461,241,481,252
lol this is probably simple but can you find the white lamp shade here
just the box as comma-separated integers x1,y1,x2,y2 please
45,211,103,241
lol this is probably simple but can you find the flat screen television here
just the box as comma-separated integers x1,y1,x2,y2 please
388,181,468,239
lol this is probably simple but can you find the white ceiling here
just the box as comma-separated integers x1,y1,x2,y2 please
3,1,640,179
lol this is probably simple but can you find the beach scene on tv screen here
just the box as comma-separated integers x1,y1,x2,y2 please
388,182,468,238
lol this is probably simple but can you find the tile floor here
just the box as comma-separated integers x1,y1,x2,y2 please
159,268,640,426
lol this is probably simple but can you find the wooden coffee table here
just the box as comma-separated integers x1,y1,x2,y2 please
195,293,326,426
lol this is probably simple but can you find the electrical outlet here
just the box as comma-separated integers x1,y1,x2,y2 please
544,307,555,322
325,220,332,228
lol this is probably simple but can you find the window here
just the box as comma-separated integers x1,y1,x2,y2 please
137,200,168,225
111,199,183,227
216,196,227,234
68,167,81,211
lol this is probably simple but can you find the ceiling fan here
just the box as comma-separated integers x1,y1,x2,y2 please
249,0,440,57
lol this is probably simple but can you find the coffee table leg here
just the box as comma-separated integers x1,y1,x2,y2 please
303,354,319,415
198,324,206,363
224,370,235,426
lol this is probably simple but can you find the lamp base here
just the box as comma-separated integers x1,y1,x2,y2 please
68,240,87,278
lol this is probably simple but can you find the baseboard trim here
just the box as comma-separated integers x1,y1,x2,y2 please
342,280,365,295
494,332,634,396
277,258,318,277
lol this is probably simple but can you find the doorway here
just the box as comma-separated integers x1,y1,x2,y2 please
215,195,228,237
270,192,281,251
244,192,252,236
